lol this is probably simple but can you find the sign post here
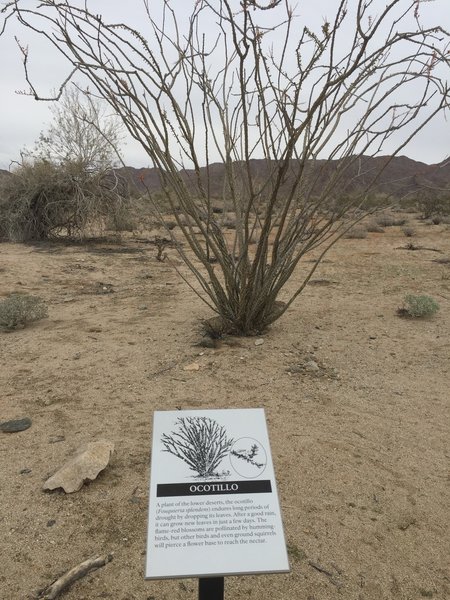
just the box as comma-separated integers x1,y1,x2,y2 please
198,577,224,600
145,408,289,589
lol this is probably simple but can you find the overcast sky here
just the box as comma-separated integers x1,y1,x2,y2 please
0,0,449,170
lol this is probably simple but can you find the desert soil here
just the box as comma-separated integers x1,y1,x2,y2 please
1,216,449,600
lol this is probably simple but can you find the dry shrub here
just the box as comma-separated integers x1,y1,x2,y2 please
345,225,368,239
376,213,395,227
376,213,407,228
402,226,416,237
366,219,385,233
0,160,128,242
417,195,450,220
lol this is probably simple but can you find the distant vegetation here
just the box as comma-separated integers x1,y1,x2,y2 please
0,88,129,242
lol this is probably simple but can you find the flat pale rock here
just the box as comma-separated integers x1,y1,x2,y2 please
43,440,114,493
183,362,200,371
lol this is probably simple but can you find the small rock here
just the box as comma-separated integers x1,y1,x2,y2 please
47,519,56,527
43,440,114,493
19,468,32,475
287,365,303,374
48,435,65,444
397,514,416,531
138,305,148,311
0,417,32,433
304,360,320,372
73,352,81,360
254,338,264,346
183,362,200,372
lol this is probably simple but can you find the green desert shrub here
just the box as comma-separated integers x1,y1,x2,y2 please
398,294,440,318
0,293,48,330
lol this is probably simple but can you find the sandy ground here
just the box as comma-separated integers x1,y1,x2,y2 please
1,215,449,600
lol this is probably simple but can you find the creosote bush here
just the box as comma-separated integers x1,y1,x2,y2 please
397,294,440,318
0,293,48,330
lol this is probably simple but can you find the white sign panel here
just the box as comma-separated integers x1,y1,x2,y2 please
145,408,290,579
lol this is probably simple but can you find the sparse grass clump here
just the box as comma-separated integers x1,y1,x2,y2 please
397,294,440,318
0,293,48,330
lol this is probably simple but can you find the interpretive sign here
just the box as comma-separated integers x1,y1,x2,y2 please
145,408,290,579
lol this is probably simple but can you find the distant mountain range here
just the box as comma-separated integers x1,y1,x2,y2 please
2,156,449,199
118,155,450,199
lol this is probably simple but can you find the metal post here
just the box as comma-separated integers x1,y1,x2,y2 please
198,577,224,600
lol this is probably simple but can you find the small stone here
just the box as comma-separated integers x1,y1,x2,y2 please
47,519,56,527
19,468,32,475
397,514,416,531
0,417,32,433
73,352,81,360
138,305,148,310
48,435,65,444
254,338,264,346
183,362,200,372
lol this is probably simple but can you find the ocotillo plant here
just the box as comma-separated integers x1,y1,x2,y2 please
3,0,449,333
161,417,233,478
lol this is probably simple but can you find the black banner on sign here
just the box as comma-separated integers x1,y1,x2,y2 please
157,479,272,497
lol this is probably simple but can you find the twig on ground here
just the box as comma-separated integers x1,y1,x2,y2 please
395,245,443,253
146,361,178,379
308,560,342,587
37,554,113,599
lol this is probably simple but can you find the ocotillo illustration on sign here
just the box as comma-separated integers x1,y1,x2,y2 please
161,416,234,479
